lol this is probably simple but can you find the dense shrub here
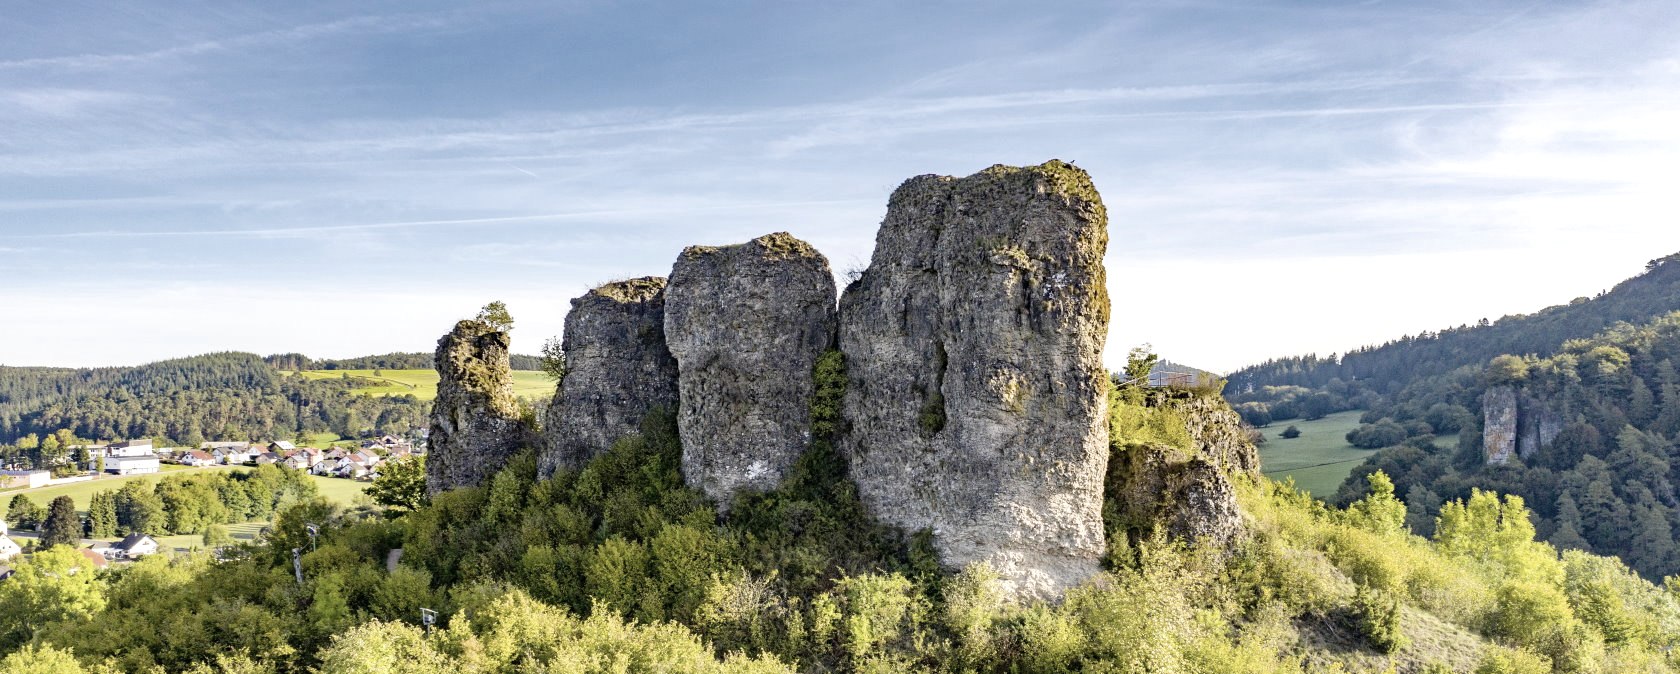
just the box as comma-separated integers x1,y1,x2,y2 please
1347,421,1409,449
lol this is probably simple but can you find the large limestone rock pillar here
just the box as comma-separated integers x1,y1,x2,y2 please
539,277,681,478
664,233,838,506
839,160,1111,601
1484,385,1518,465
426,319,530,495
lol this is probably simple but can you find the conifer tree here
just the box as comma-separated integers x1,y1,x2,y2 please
1628,498,1680,580
1549,492,1591,552
86,491,118,539
1579,479,1632,552
39,496,80,549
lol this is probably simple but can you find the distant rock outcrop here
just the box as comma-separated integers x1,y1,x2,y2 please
1484,386,1564,465
663,233,838,507
1516,392,1564,461
427,319,531,495
538,277,680,478
838,161,1111,601
1483,385,1518,465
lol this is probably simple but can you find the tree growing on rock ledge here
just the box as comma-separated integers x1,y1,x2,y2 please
475,300,514,332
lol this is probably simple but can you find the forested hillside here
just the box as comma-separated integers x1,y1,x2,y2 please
0,353,428,455
1229,252,1680,399
1224,252,1680,584
264,351,544,372
1334,310,1680,582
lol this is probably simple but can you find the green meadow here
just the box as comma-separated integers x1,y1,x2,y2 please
1254,410,1374,499
298,368,554,401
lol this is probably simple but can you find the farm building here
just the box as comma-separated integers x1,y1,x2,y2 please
106,454,161,475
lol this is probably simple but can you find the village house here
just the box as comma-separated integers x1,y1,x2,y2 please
107,439,155,458
337,458,372,479
254,452,284,465
180,450,216,467
282,452,313,471
269,440,296,453
213,447,256,465
78,548,112,570
108,533,160,560
0,522,21,562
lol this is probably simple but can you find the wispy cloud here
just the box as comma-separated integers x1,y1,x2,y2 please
2,0,1677,370
0,13,454,72
2,199,876,241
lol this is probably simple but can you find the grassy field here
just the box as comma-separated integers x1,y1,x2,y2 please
298,369,553,401
153,522,268,552
1,466,369,518
1256,410,1373,499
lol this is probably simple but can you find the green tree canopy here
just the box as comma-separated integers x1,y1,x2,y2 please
476,301,514,332
367,455,428,514
38,496,80,549
1486,354,1530,386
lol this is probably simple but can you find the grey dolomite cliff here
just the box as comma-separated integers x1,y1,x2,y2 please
837,160,1111,600
663,233,838,507
538,277,680,478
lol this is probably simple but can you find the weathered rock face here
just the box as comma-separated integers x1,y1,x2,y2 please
1484,385,1518,465
1106,390,1252,551
664,233,838,506
1175,394,1262,477
838,160,1110,601
427,320,531,495
1516,393,1564,460
539,277,680,478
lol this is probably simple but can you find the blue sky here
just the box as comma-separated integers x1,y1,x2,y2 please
3,0,1678,372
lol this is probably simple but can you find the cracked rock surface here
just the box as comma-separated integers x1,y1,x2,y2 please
838,160,1111,601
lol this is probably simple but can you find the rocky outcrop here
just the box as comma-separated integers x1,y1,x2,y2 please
427,319,531,495
538,277,680,478
1175,394,1262,476
1106,390,1251,550
1516,393,1564,461
1483,385,1518,465
838,160,1111,601
664,233,838,507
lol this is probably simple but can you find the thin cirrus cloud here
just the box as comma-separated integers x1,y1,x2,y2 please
0,0,1676,371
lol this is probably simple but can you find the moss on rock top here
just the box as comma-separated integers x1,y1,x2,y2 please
590,276,668,304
